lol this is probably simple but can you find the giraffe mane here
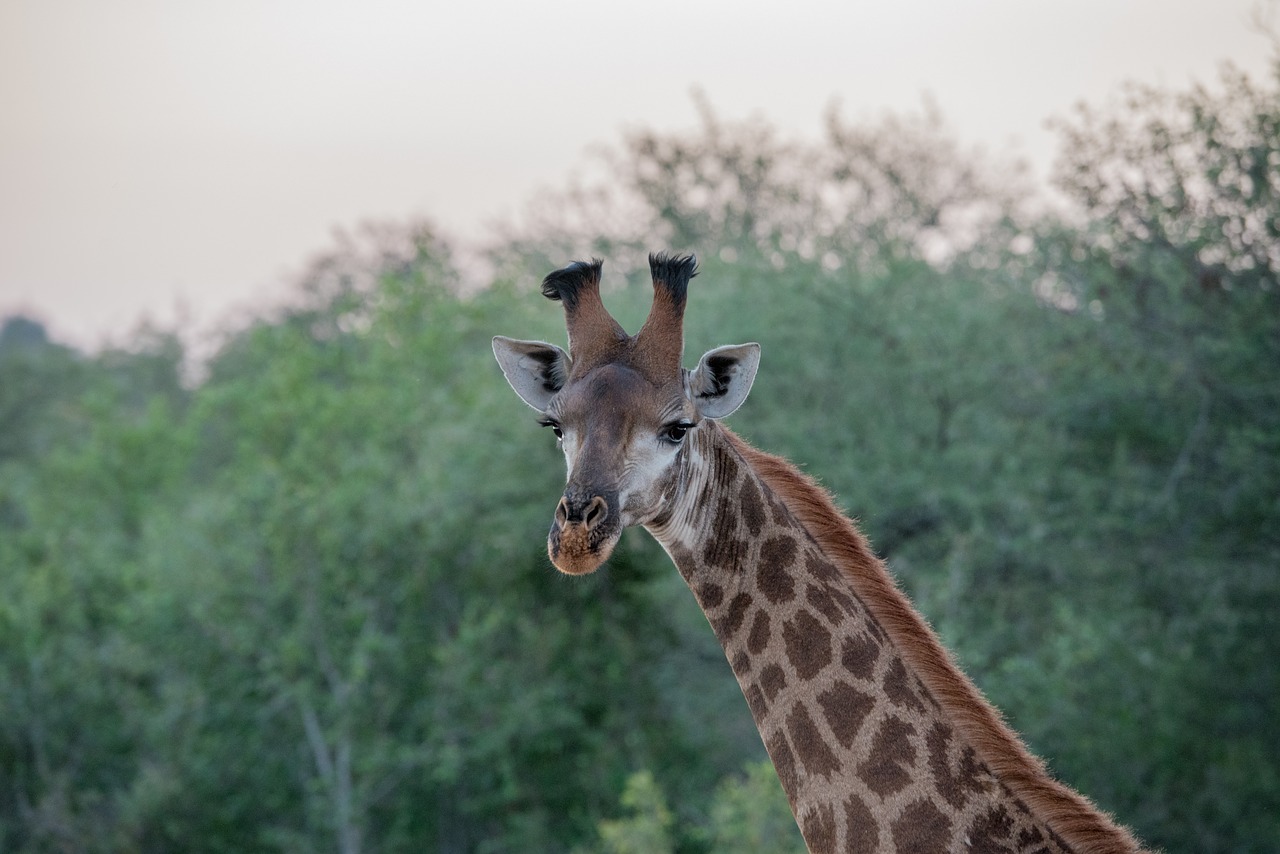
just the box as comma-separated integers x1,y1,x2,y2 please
721,426,1146,854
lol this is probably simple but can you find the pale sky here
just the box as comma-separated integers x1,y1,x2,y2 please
1,0,1274,349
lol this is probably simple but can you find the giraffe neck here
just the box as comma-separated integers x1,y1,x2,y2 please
646,422,1143,854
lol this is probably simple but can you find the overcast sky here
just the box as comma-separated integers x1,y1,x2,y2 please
1,0,1275,349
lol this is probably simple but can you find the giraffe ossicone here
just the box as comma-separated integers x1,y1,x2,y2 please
493,253,1148,853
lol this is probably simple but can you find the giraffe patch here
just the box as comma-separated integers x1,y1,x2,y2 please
745,683,768,720
715,592,754,641
783,609,833,679
703,496,745,569
710,440,740,487
765,487,790,526
757,536,798,603
759,663,787,702
817,681,875,749
858,715,917,797
1016,825,1047,848
806,553,843,587
800,802,837,852
840,632,880,681
747,610,771,655
740,477,767,536
786,702,842,778
766,730,800,806
823,582,861,620
883,658,928,713
891,798,952,853
806,583,847,627
697,581,724,609
844,794,879,852
927,722,989,809
967,805,1017,854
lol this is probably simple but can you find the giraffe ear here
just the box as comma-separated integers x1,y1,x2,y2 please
492,336,571,411
689,343,760,419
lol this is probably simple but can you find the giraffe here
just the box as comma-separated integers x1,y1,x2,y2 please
492,253,1148,853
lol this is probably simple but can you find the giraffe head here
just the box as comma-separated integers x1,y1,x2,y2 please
493,253,760,574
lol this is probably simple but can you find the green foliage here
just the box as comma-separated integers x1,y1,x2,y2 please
2,62,1278,853
704,762,806,854
588,771,675,854
0,226,707,853
1023,61,1280,851
576,762,803,854
493,93,1026,289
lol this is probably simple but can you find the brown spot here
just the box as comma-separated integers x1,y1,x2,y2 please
786,702,842,778
762,535,798,566
825,583,860,618
711,491,732,537
759,663,787,701
844,795,879,852
806,554,863,618
840,633,880,681
765,730,799,806
806,553,843,586
864,614,888,644
817,681,875,749
747,610,771,655
967,805,1015,854
927,722,988,810
891,798,952,854
805,584,845,627
766,488,791,526
883,657,927,713
715,593,753,641
731,651,751,678
1016,826,1046,848
800,803,837,853
697,582,724,609
669,545,695,580
711,440,741,486
703,531,747,571
745,684,768,720
757,536,798,603
686,480,711,531
703,496,744,570
740,477,766,536
783,610,833,680
858,715,916,797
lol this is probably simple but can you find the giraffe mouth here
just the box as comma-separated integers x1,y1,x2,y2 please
547,517,621,575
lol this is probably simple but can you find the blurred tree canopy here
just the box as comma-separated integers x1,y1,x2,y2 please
1,60,1277,852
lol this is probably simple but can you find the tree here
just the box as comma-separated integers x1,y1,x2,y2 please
491,95,1028,288
1023,59,1280,849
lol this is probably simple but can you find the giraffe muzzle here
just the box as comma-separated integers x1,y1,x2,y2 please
548,492,620,575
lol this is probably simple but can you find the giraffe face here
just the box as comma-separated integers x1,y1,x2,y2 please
492,340,760,575
539,363,693,574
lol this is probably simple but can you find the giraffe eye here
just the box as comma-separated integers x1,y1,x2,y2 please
539,418,564,440
661,421,693,444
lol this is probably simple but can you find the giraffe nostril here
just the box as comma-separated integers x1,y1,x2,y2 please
583,496,608,530
557,495,608,528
